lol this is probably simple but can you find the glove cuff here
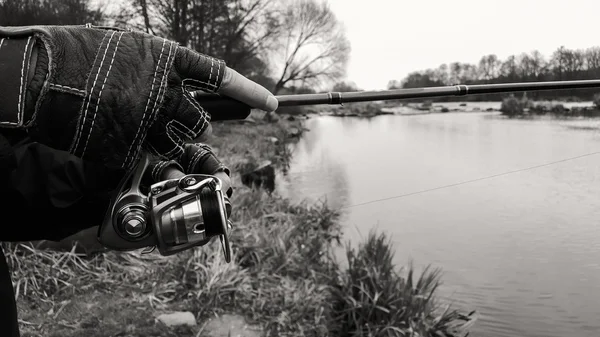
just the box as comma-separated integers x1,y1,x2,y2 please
0,36,49,129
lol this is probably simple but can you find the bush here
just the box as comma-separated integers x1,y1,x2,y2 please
551,104,567,114
500,93,537,117
500,94,523,116
328,231,477,337
593,93,600,110
328,101,383,116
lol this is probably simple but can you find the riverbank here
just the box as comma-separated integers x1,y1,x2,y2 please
284,98,600,119
5,111,476,337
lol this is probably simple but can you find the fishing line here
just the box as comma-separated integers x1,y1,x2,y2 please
338,151,600,210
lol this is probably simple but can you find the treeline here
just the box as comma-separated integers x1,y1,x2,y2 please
0,0,351,96
389,47,600,102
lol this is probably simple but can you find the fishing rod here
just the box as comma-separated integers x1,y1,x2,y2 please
196,79,600,120
100,78,600,263
275,79,600,106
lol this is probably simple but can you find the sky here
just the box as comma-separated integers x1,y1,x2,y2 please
325,0,600,90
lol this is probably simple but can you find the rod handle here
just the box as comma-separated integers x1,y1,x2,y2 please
192,92,252,121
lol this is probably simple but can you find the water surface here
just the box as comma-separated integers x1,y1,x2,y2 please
276,111,600,337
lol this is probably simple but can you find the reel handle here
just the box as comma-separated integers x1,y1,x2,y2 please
98,154,156,251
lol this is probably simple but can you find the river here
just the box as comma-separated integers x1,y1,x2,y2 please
276,111,600,337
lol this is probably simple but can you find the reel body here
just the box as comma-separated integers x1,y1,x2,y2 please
98,154,231,262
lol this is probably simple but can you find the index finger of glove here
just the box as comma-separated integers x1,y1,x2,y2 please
219,67,278,112
174,46,278,112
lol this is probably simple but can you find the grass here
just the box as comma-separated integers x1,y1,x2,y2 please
4,110,477,337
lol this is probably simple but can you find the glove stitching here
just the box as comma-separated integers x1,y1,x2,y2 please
152,160,170,181
214,57,222,88
153,161,166,181
157,117,204,158
122,38,168,168
180,83,210,134
129,40,177,167
182,78,218,92
48,83,86,96
17,37,33,126
151,161,159,179
69,31,113,154
150,160,160,181
187,147,209,173
159,160,176,180
158,121,186,158
81,31,125,158
151,160,163,180
169,118,196,139
167,119,208,152
25,34,54,128
158,161,170,178
0,36,33,127
208,56,214,89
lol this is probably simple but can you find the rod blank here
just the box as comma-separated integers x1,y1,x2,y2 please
275,79,600,107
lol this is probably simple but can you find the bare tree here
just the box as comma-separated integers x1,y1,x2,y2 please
500,55,518,81
449,62,462,84
126,0,278,83
551,46,567,80
586,47,600,71
270,0,350,94
387,79,402,90
478,54,501,82
528,50,545,79
0,0,104,25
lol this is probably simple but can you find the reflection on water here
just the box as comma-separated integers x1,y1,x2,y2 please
276,112,600,337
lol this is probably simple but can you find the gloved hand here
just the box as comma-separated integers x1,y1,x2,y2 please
143,143,233,215
0,24,278,170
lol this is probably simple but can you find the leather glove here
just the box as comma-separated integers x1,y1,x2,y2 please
143,142,233,215
0,24,276,171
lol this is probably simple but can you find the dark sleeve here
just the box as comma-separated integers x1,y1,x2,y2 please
0,140,124,242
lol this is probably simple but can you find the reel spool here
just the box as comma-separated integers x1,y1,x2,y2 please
98,154,232,262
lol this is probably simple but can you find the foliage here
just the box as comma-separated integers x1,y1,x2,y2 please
328,231,477,337
0,0,350,95
500,95,523,116
593,93,600,110
332,81,361,92
112,0,350,94
500,93,539,117
394,46,600,101
0,0,105,25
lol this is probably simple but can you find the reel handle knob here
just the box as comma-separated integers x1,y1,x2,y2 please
123,214,147,237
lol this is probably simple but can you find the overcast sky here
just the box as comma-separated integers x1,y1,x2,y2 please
326,0,600,90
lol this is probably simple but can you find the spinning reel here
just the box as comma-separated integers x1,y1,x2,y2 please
97,154,232,262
